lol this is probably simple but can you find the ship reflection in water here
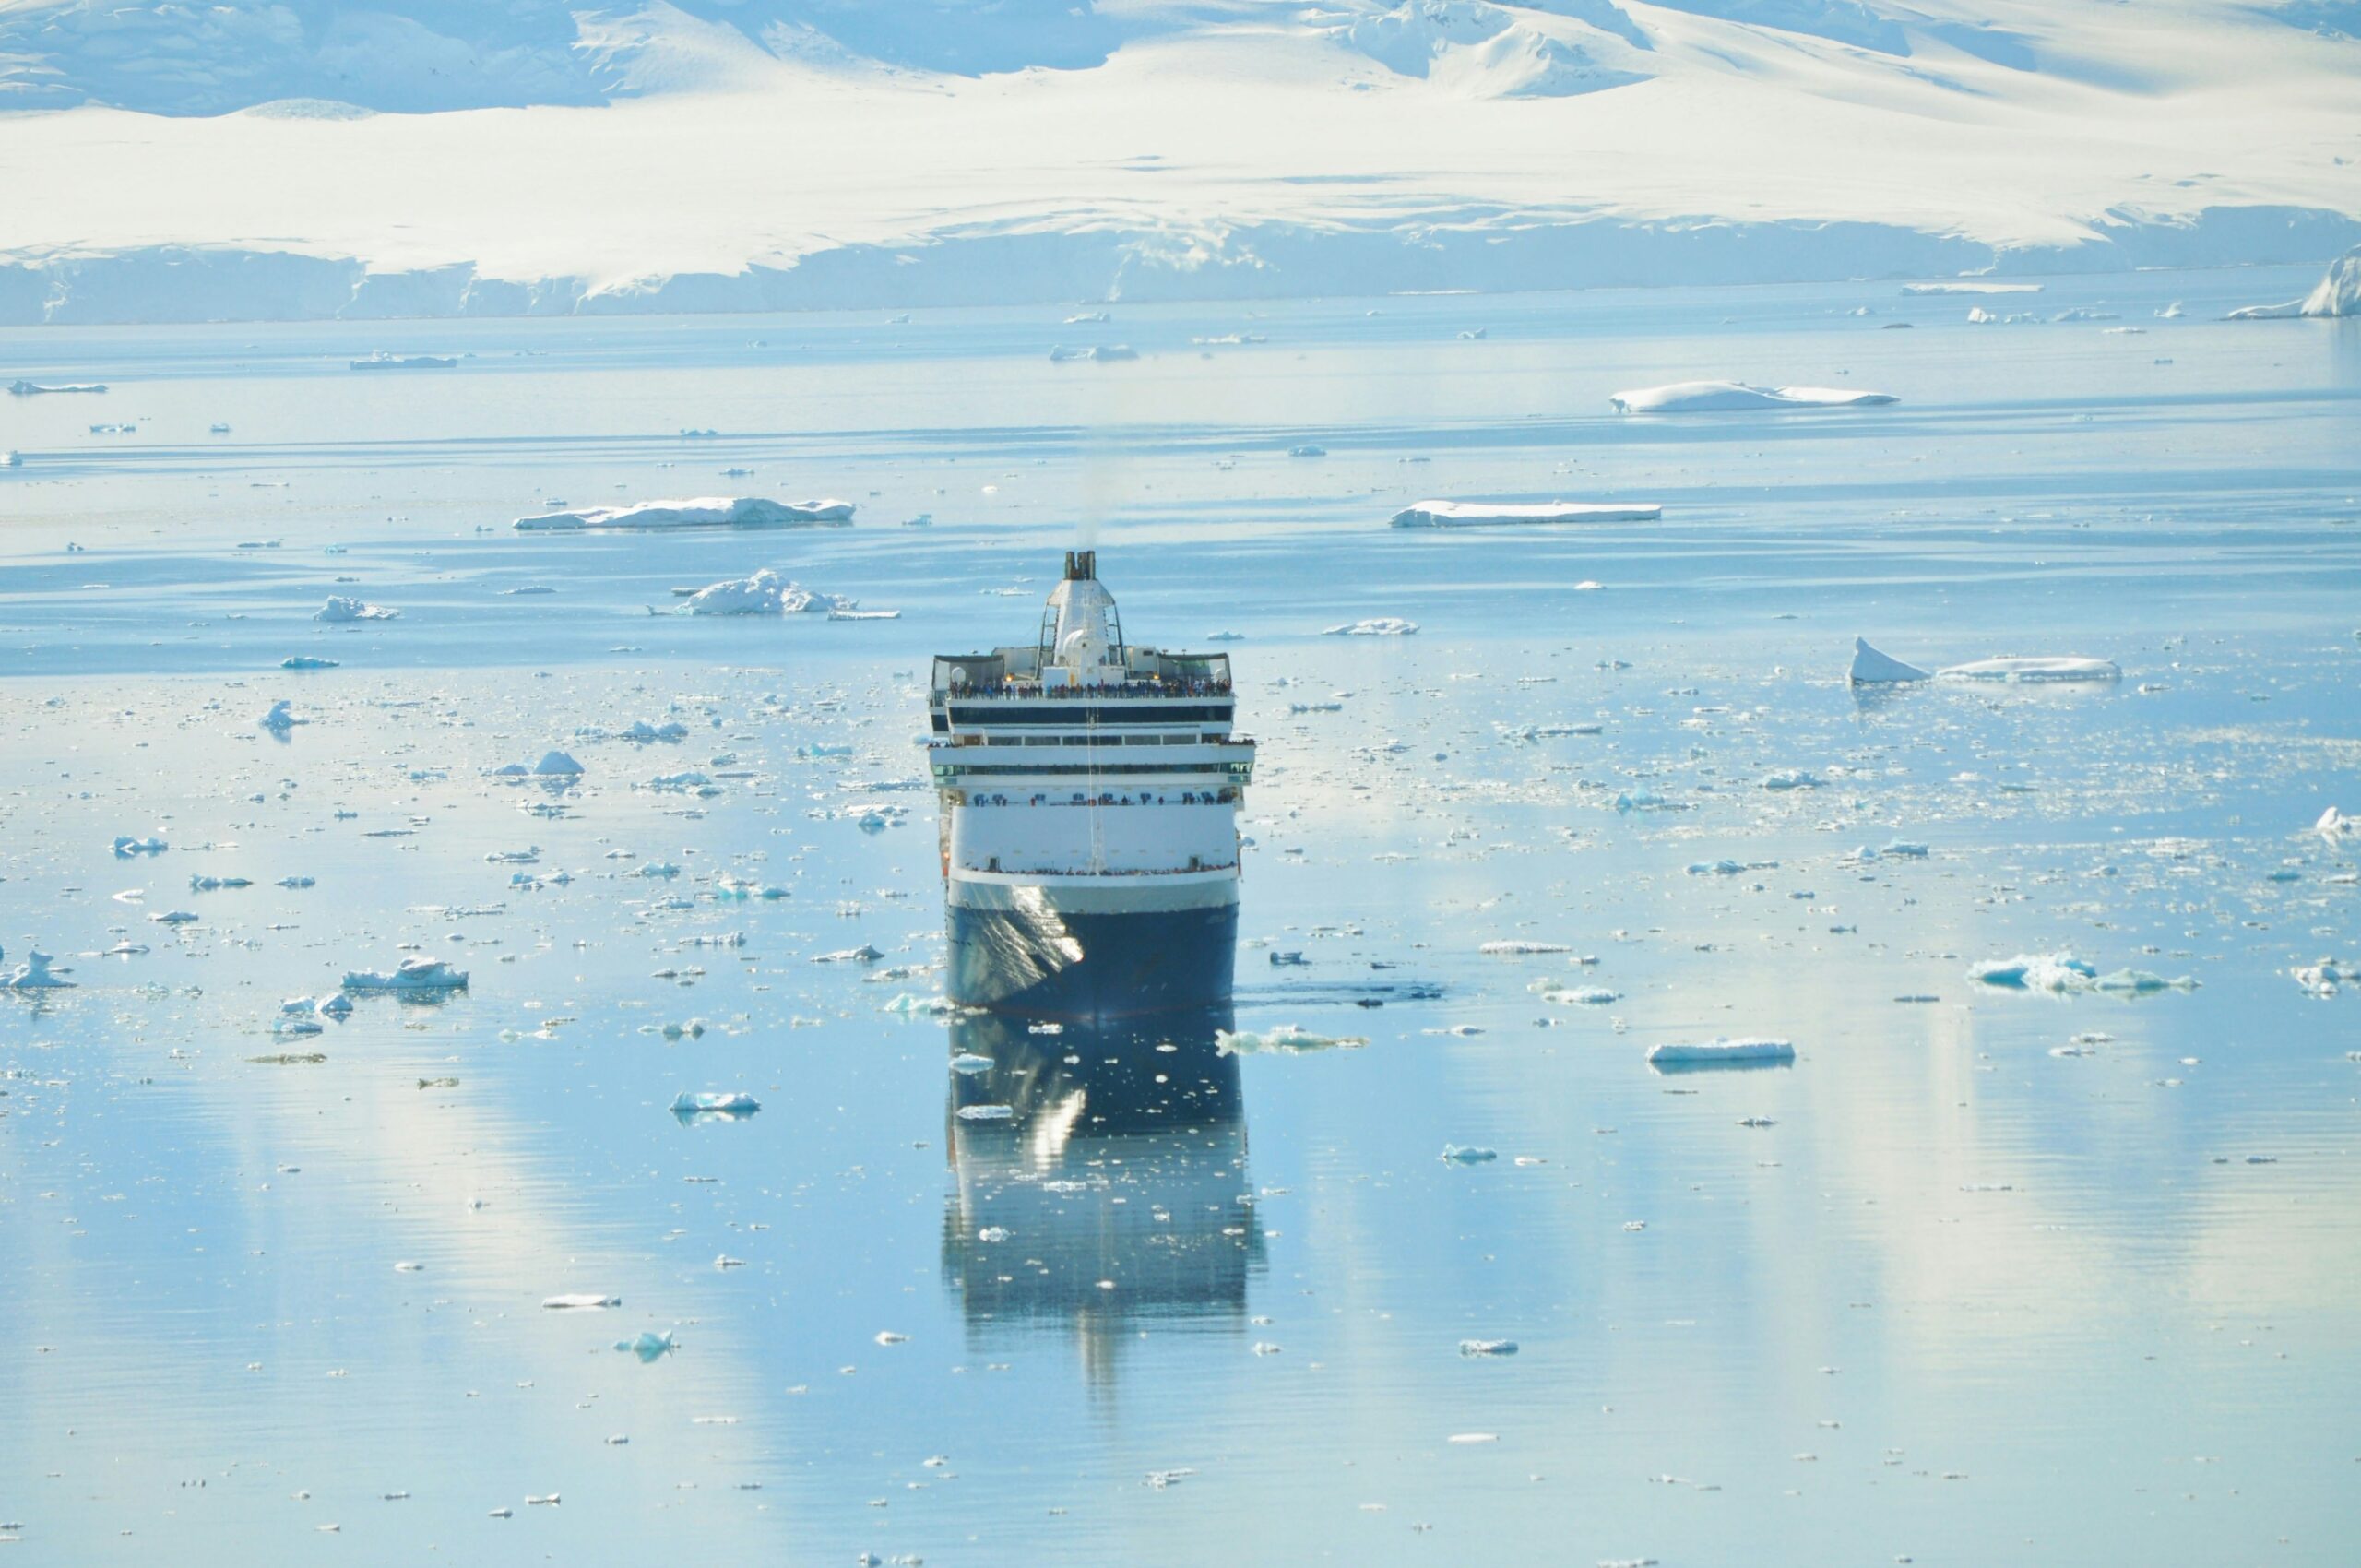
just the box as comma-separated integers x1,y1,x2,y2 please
942,1005,1264,1387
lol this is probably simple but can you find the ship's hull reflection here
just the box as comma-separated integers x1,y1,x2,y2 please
942,1005,1263,1383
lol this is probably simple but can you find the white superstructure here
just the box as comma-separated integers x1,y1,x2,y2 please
926,552,1254,1015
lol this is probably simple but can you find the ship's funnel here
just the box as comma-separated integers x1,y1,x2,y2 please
1043,553,1121,680
1064,550,1097,581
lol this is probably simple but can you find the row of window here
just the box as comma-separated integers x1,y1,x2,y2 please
933,761,1252,778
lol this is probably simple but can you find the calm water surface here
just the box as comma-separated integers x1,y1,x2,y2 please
3,272,2358,1564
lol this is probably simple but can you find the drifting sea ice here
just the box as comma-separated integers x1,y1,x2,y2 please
615,1331,677,1362
1647,1039,1797,1068
1323,618,1418,636
1939,656,2121,683
1390,500,1661,528
1849,637,1932,683
1608,381,1897,413
679,569,856,616
671,1091,760,1118
314,596,398,623
514,496,855,530
341,956,469,992
4,950,74,990
1216,1024,1370,1054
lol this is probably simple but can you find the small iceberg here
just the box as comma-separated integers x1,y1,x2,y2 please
671,1091,760,1120
2225,246,2361,320
1609,381,1897,414
1970,952,2097,991
342,956,469,993
614,1330,677,1362
280,655,339,670
542,1293,620,1310
1848,637,1931,684
1323,618,1418,636
679,569,855,616
1479,940,1571,955
955,1102,1014,1121
949,1052,995,1075
315,596,398,623
1458,1339,1519,1357
1646,1038,1797,1070
259,699,304,731
113,835,168,855
4,950,74,991
532,750,583,777
1391,500,1661,528
516,496,854,531
1939,656,2120,683
1441,1145,1498,1164
1215,1025,1370,1055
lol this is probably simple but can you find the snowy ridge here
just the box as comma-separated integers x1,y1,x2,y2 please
1,0,2357,322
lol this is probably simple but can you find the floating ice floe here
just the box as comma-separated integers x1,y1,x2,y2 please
529,750,583,777
113,835,167,855
1459,1339,1519,1357
671,1091,760,1119
1531,982,1619,1005
1390,500,1661,528
1323,617,1418,636
1848,638,1932,683
1647,1038,1797,1069
883,992,956,1016
949,1052,994,1075
1970,952,2096,991
1761,769,1821,790
1939,656,2120,683
1614,789,1683,813
678,569,857,616
1047,344,1137,362
1480,940,1571,955
188,874,253,890
9,378,109,394
1441,1145,1498,1164
342,956,469,993
315,596,398,623
1609,381,1897,414
1215,1024,1370,1054
1846,838,1930,863
1901,281,2043,296
542,1293,619,1310
4,950,73,991
1497,722,1603,742
2317,806,2354,838
2294,958,2354,998
615,1330,676,1362
955,1102,1014,1121
280,655,338,670
514,496,854,530
259,699,304,731
1970,952,2196,993
815,944,884,964
613,720,689,743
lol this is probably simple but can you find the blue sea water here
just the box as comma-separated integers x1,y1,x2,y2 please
2,269,2358,1564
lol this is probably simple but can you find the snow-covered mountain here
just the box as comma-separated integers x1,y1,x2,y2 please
1,0,2356,320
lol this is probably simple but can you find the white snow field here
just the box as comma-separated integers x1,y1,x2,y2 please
1,0,2357,321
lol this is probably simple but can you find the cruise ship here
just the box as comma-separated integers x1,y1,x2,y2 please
926,552,1255,1018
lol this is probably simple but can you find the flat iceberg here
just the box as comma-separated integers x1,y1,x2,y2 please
1609,381,1897,414
1323,618,1418,636
542,1293,619,1310
671,1090,760,1118
1215,1024,1370,1054
342,956,469,993
315,596,398,623
680,569,855,616
1479,939,1571,955
1391,500,1661,528
1646,1038,1797,1069
516,496,854,530
1938,656,2120,683
1970,952,2098,991
280,655,339,670
1849,637,1931,684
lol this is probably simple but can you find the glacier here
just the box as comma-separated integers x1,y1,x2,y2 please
0,0,2355,323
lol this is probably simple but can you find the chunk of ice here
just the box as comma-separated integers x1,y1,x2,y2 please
1610,380,1897,413
1391,500,1661,528
1646,1038,1797,1068
1848,637,1931,684
1216,1025,1370,1054
341,956,469,993
314,596,398,623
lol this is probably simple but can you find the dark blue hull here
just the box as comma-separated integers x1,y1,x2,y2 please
946,899,1239,1020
